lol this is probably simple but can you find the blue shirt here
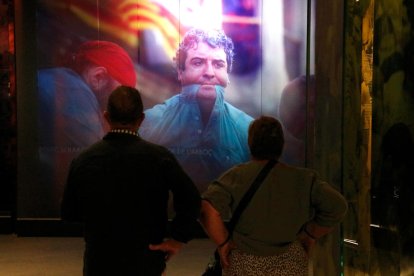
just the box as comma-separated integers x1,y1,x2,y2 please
37,67,104,216
38,67,104,149
140,85,253,190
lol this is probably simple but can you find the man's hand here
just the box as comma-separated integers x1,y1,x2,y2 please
149,239,184,261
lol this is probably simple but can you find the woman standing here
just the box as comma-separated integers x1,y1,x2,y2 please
199,116,347,275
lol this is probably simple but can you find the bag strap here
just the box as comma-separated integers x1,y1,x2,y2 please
227,159,277,234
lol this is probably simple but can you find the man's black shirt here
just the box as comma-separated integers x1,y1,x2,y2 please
61,132,201,275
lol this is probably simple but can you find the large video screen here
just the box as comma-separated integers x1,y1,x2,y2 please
34,0,313,217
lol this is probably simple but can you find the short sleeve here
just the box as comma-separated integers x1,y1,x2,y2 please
202,179,233,219
311,178,348,227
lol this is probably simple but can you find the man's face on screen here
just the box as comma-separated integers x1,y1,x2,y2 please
178,42,229,88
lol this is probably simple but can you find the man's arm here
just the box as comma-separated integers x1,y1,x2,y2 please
162,153,201,243
149,154,201,259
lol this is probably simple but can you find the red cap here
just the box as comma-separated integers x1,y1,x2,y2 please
75,41,136,87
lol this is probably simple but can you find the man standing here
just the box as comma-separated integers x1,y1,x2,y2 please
61,86,201,276
139,28,253,191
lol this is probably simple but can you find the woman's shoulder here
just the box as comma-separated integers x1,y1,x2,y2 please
276,162,318,181
277,162,312,172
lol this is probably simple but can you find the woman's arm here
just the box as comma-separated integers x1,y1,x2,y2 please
297,221,334,255
199,200,234,268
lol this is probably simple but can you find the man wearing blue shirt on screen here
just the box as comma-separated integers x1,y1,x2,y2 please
139,28,253,191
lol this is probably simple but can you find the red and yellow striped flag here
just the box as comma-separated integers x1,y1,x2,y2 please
66,0,185,59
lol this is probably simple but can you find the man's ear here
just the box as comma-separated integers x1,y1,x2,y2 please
137,113,145,127
103,110,111,125
84,66,109,91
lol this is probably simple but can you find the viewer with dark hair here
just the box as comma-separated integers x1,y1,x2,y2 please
61,86,201,276
199,116,347,275
139,28,253,192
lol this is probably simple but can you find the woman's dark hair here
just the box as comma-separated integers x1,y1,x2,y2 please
248,116,284,160
107,86,143,125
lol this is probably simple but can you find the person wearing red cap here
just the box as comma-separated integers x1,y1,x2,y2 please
37,40,136,216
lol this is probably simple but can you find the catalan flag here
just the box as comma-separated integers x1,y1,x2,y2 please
63,0,185,59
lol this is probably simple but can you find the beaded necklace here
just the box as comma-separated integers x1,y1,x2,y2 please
109,129,138,136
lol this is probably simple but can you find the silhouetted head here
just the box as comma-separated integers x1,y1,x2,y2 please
248,116,284,160
106,86,144,126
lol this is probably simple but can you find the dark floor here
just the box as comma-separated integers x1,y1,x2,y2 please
2,234,414,276
0,235,215,276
